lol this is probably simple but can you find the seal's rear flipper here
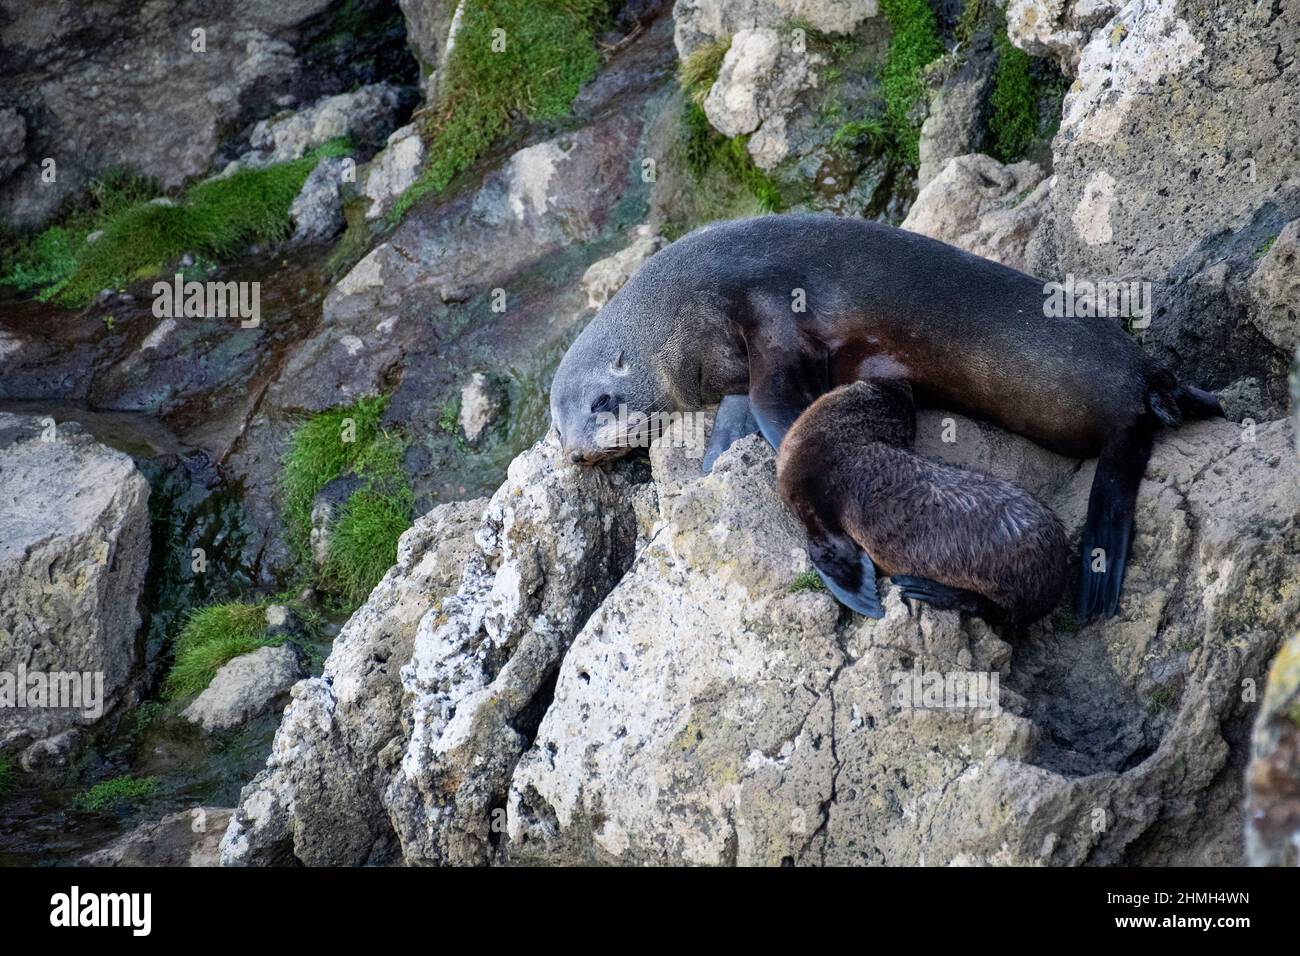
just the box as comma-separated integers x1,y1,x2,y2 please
891,575,1004,623
1076,419,1155,620
702,395,759,473
808,531,884,618
1176,384,1224,420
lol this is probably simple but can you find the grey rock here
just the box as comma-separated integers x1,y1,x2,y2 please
1245,632,1300,866
81,808,234,867
1246,219,1300,355
1023,0,1300,403
1005,0,1121,72
509,414,1298,865
702,28,823,170
917,47,995,189
181,644,305,734
0,107,26,181
381,438,642,866
903,154,1050,270
289,156,347,245
579,226,666,311
362,123,425,221
458,372,508,444
310,473,366,570
0,414,150,765
0,0,338,228
221,498,488,866
673,0,878,59
246,83,404,165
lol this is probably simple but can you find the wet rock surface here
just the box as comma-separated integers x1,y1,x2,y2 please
0,0,417,228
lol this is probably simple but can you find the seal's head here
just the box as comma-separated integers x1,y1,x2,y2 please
550,313,668,464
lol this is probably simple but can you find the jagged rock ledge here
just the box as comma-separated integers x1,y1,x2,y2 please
223,407,1300,866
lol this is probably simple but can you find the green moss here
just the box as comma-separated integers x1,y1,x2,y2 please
75,775,160,812
281,395,414,611
879,0,943,166
680,36,732,106
789,570,828,594
832,117,888,151
681,101,781,213
1148,686,1175,714
0,752,13,805
280,394,389,559
164,602,271,700
954,0,986,47
1254,235,1278,259
390,0,614,221
319,433,415,610
1051,606,1079,633
5,142,349,308
989,31,1037,162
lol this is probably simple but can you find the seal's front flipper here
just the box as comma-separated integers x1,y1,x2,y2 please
808,531,884,618
702,394,759,473
1076,420,1155,621
742,321,829,449
891,575,1003,623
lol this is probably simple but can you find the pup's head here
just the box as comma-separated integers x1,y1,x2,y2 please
817,379,916,447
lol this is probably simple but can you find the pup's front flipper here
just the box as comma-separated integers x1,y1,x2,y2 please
890,575,1004,623
702,394,759,473
808,530,884,618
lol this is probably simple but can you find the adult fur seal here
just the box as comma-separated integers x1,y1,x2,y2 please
776,380,1068,625
549,214,1222,620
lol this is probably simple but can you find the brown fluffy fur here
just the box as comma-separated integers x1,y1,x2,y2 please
776,381,1068,625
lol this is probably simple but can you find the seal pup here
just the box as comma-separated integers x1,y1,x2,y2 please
776,380,1069,625
549,214,1222,620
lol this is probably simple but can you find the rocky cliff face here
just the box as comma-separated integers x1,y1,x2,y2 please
1012,0,1300,418
0,0,416,228
225,406,1299,865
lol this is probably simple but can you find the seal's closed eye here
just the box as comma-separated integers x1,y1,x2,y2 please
591,394,618,413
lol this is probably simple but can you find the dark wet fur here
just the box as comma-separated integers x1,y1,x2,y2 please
777,382,1070,626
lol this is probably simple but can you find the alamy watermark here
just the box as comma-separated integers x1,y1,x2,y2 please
0,664,104,720
890,664,1000,718
1043,274,1152,328
594,404,709,459
152,273,260,328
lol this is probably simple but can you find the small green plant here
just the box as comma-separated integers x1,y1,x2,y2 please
1254,235,1278,259
0,752,14,804
879,0,943,166
679,36,732,106
280,396,415,610
789,570,828,593
75,775,160,812
681,101,781,212
390,0,613,221
1148,686,1175,714
280,394,389,558
4,142,349,308
319,433,415,610
438,395,462,434
832,117,888,152
955,0,985,47
989,31,1037,162
164,602,271,700
130,700,165,737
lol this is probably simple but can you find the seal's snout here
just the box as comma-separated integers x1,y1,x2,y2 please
569,450,584,463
